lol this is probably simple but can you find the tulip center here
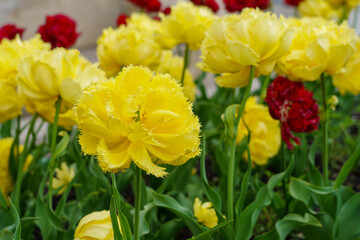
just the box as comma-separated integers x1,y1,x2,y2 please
279,100,291,123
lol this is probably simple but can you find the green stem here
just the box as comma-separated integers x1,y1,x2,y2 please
281,140,288,214
260,74,271,103
48,97,62,209
180,43,190,86
134,167,142,240
320,74,329,186
339,5,350,24
227,65,255,221
13,114,37,212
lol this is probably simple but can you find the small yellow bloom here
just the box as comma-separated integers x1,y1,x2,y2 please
155,51,196,101
193,198,218,228
17,48,105,128
75,66,201,177
160,1,215,50
299,0,341,20
74,210,119,240
236,97,281,166
0,82,22,123
198,8,293,88
328,95,339,110
52,162,75,195
0,138,32,201
97,26,161,78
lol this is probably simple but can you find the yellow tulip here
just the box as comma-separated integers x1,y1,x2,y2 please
97,26,161,78
198,8,293,88
277,18,357,82
74,210,119,240
0,138,32,201
332,41,360,95
155,51,196,101
0,82,23,123
52,162,75,195
299,0,341,20
75,66,201,177
236,97,281,166
17,48,106,128
160,1,215,50
193,198,218,228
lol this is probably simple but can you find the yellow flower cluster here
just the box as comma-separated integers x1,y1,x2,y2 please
277,17,357,82
17,48,105,128
75,66,201,177
74,210,118,240
193,198,218,228
198,8,293,88
236,97,281,166
0,138,32,200
160,1,215,50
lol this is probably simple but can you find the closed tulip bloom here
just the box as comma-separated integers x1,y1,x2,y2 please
160,1,215,50
0,138,32,200
75,66,201,177
52,162,75,195
236,97,281,165
0,82,22,123
17,48,105,128
74,210,119,240
333,41,360,95
155,51,196,101
193,198,218,228
198,8,293,88
97,26,161,78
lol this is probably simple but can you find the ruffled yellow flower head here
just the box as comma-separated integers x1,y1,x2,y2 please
0,138,32,201
74,210,119,240
332,41,360,95
97,25,161,78
155,51,196,101
75,66,201,177
298,0,341,21
198,8,293,88
0,82,23,123
160,1,215,50
17,48,106,128
193,198,218,228
276,17,357,82
52,162,75,195
236,97,281,166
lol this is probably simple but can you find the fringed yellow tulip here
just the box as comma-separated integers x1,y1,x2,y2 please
17,48,105,128
236,97,281,166
75,66,201,177
0,82,22,123
298,0,341,20
198,8,293,88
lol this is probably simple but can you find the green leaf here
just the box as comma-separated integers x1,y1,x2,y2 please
255,213,321,240
152,219,184,240
234,156,294,240
151,191,206,236
200,136,222,213
188,220,233,240
236,137,251,216
0,189,7,209
53,131,70,159
139,203,156,237
9,199,21,240
223,104,240,140
110,196,123,240
334,146,360,189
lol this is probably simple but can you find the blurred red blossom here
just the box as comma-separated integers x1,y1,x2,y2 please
223,0,270,12
191,0,220,12
117,14,129,26
162,7,172,15
37,14,80,49
127,0,162,12
283,0,303,6
0,24,25,42
265,76,319,150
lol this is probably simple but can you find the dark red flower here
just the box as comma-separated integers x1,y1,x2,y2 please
191,0,220,12
223,0,269,12
283,0,303,6
162,7,171,15
37,14,80,49
117,14,128,26
127,0,161,12
265,76,319,150
0,24,25,42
